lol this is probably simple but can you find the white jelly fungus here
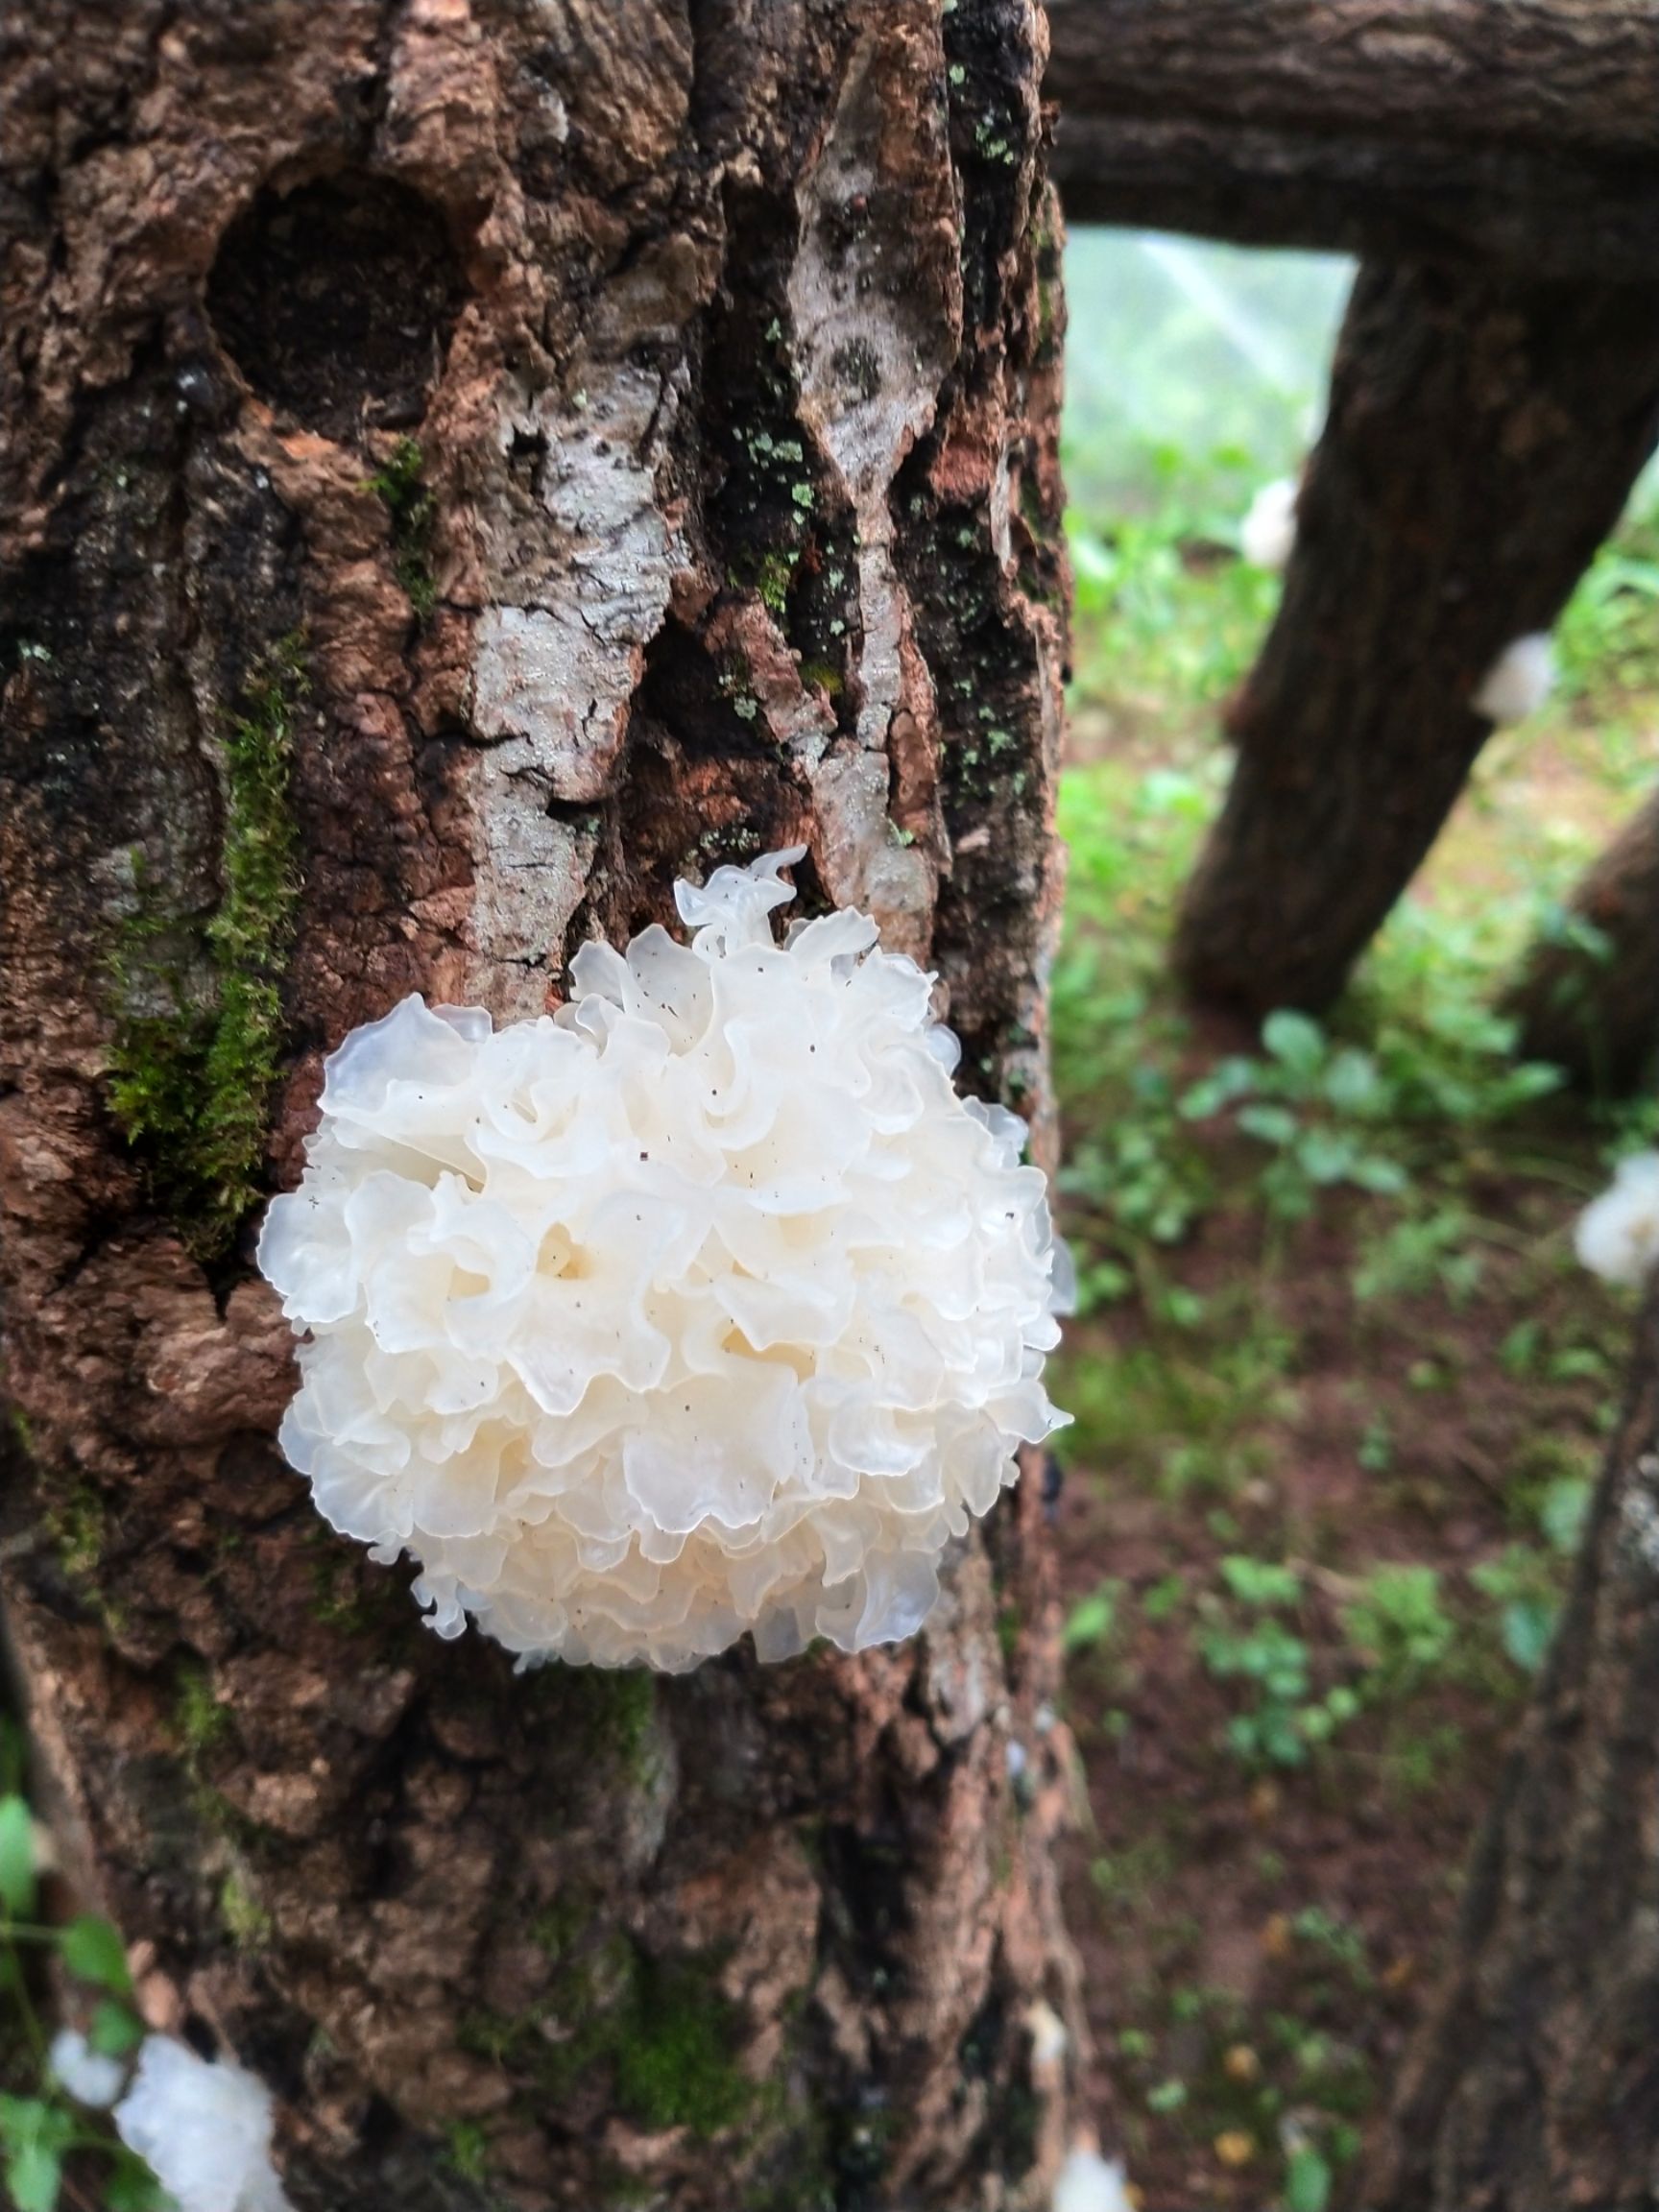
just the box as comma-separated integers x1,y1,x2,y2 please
1051,2142,1134,2212
49,2027,126,2111
259,851,1070,1671
1575,1151,1659,1286
113,2036,292,2212
1473,632,1555,724
1239,477,1298,571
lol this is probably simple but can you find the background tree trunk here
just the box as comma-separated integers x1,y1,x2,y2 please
0,5,1079,2206
1360,1284,1659,2212
1173,261,1659,1022
1044,0,1659,280
1504,790,1659,1094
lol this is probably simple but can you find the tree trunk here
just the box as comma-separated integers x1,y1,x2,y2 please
0,5,1079,2207
1173,261,1659,1021
1044,0,1659,281
1360,1285,1659,2212
1504,790,1659,1094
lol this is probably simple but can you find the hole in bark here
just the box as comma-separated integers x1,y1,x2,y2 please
206,176,465,441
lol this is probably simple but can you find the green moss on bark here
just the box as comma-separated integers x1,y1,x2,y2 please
108,636,305,1258
369,438,439,620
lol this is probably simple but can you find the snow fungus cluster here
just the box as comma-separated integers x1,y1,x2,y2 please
258,851,1070,1671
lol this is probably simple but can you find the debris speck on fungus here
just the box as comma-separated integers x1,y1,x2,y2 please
258,850,1070,1671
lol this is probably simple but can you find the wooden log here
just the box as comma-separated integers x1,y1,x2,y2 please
1361,1283,1659,2212
1045,0,1659,280
1172,260,1659,1021
1505,789,1659,1093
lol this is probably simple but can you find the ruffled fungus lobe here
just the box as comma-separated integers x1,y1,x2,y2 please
259,851,1069,1671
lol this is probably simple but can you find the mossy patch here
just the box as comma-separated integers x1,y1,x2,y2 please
613,1957,753,2135
219,1870,274,1950
174,1662,231,1761
469,1936,762,2147
369,437,439,620
107,634,305,1258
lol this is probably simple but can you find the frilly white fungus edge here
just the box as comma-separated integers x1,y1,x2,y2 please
258,850,1070,1671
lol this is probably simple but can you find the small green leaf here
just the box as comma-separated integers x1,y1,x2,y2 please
105,2148,171,2212
1296,1128,1357,1185
1501,1599,1558,1674
1062,1581,1120,1653
1322,1047,1381,1113
1348,1153,1409,1195
7,2141,62,2212
60,1914,132,1993
0,1795,36,1919
0,2098,71,2212
1285,2146,1333,2212
1261,1008,1326,1079
1238,1103,1299,1147
89,1998,146,2057
1542,1479,1592,1557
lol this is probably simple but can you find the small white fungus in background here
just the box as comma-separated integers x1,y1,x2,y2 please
113,2036,293,2212
1473,632,1555,724
259,850,1070,1672
1051,2142,1135,2212
1575,1152,1659,1286
1239,476,1298,571
48,2026,126,2111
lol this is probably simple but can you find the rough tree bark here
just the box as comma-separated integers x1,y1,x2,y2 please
0,5,1079,2207
1360,1284,1659,2212
1504,790,1659,1094
1044,0,1659,282
1173,261,1659,1021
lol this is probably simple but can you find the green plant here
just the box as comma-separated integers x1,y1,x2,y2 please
1063,1580,1123,1654
1195,1559,1359,1767
1342,1566,1455,1699
1471,1547,1561,1674
0,1730,161,2211
1181,1012,1409,1223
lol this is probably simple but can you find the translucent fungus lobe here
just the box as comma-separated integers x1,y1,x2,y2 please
259,850,1070,1671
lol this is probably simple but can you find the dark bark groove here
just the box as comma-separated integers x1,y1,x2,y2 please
0,3,1079,2205
1173,262,1659,1022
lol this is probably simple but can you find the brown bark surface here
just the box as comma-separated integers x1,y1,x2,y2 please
1045,0,1659,280
1360,1284,1659,2212
1505,789,1659,1094
0,5,1079,2207
1173,262,1659,1021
